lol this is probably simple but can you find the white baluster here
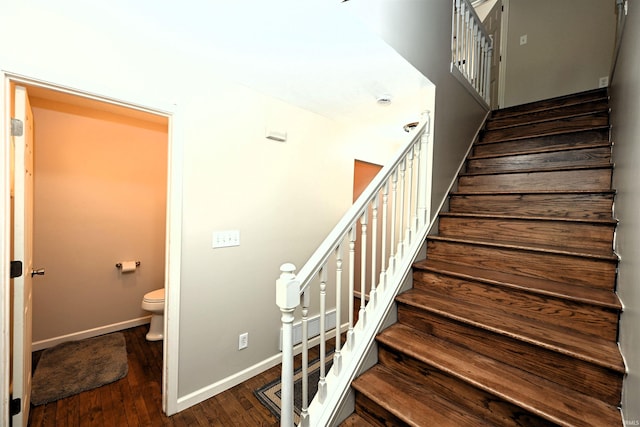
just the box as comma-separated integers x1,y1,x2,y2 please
359,211,367,326
389,170,398,274
276,263,299,427
474,23,480,91
462,1,469,78
397,158,406,259
455,0,462,70
405,148,414,247
478,33,486,99
417,112,431,228
318,267,328,403
333,244,342,375
299,290,310,426
413,140,422,233
370,198,378,308
379,181,389,293
486,43,493,104
467,11,472,80
347,227,355,350
424,112,434,225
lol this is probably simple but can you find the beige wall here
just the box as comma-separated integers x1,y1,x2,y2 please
610,1,640,424
30,98,168,346
0,0,434,412
504,0,616,107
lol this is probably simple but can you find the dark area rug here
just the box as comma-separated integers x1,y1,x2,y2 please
254,354,333,424
31,332,128,405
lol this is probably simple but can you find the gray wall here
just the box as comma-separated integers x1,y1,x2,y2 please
348,0,489,219
610,1,640,424
504,0,616,107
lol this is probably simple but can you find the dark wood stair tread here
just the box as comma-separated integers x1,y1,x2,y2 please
469,141,611,160
413,258,621,309
451,189,616,197
448,191,615,220
428,235,618,261
474,126,610,149
491,89,608,119
376,323,622,427
487,97,609,128
439,211,617,226
459,163,613,177
351,364,495,427
486,106,610,132
396,288,625,373
480,119,610,144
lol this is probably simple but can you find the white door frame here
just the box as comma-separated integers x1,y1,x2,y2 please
0,71,183,424
498,0,509,108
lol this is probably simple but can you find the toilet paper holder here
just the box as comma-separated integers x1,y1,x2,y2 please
115,261,141,269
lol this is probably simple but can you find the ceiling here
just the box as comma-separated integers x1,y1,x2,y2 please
21,0,431,131
104,0,431,126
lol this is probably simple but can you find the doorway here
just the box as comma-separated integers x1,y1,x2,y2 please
1,74,181,424
27,86,169,350
352,159,383,321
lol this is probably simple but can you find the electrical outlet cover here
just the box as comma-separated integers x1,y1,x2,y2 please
239,332,249,350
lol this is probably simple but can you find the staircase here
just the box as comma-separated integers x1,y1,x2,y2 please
342,89,625,427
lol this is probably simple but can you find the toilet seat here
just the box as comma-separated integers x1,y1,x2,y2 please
143,288,165,303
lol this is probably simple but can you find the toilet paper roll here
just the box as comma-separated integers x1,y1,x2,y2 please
120,261,137,273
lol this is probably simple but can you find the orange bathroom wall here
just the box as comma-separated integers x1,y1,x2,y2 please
29,96,168,346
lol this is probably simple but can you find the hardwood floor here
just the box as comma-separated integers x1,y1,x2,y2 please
28,325,282,426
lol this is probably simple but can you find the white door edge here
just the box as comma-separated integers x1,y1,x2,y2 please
498,0,509,108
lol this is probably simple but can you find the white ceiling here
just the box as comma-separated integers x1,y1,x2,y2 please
105,0,431,126
21,0,430,133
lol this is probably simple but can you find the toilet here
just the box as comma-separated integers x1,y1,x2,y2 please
141,288,165,341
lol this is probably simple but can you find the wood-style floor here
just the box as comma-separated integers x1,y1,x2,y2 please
28,325,282,426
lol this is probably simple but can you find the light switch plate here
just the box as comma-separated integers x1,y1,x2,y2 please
212,230,240,248
598,76,609,88
520,34,528,45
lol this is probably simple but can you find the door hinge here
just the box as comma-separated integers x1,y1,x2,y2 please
10,118,23,137
10,397,21,416
10,260,23,278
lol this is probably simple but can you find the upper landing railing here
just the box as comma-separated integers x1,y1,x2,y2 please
276,111,434,426
451,0,493,106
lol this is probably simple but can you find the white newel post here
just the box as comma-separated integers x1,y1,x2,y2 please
276,263,299,427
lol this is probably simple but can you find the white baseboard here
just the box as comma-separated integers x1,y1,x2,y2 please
176,321,349,413
32,316,151,351
176,351,283,413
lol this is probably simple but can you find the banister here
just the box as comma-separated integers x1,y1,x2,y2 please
276,109,433,426
292,116,429,296
452,0,493,107
460,0,490,38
